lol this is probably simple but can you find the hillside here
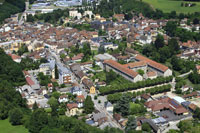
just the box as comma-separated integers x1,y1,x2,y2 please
0,0,25,24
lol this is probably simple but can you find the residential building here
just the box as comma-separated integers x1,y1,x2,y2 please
66,103,79,116
71,85,82,96
58,64,73,84
76,95,85,108
82,78,96,94
39,59,55,78
59,95,68,103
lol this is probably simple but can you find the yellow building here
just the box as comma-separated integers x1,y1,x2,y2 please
0,40,23,52
66,103,79,116
95,14,101,19
90,86,96,94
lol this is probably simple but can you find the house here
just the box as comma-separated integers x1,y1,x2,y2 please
82,78,96,94
113,14,124,21
8,53,21,63
92,112,108,126
105,102,113,113
183,91,199,99
141,94,152,101
71,85,82,96
134,54,172,77
59,95,68,103
100,42,118,50
23,71,40,90
69,10,82,19
66,103,79,116
76,95,85,108
72,53,84,62
104,60,143,83
188,103,197,112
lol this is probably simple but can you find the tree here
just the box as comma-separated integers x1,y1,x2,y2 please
106,70,117,84
60,53,66,60
92,60,96,68
114,94,130,116
32,101,38,111
84,96,95,114
55,65,59,79
137,69,144,76
9,108,23,125
154,34,165,49
193,18,199,25
48,97,59,117
142,123,151,132
125,115,137,132
27,109,48,133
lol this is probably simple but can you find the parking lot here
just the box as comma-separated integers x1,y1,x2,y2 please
156,110,192,121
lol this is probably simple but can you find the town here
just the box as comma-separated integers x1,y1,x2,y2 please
0,0,200,133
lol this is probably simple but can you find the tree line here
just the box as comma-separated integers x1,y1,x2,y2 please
99,75,173,95
107,84,172,103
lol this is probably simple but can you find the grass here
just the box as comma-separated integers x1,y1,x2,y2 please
143,0,200,13
0,119,28,133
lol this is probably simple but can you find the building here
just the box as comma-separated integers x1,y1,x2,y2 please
145,97,188,115
39,59,55,78
123,61,147,73
104,60,143,83
8,53,21,63
105,102,113,113
76,95,85,108
58,64,73,84
82,78,96,94
0,40,23,52
66,103,79,116
71,85,82,96
59,95,68,103
134,54,172,77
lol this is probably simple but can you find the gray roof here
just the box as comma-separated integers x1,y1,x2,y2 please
93,112,106,122
71,86,81,93
152,117,167,124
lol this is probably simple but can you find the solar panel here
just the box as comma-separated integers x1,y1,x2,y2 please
171,100,179,107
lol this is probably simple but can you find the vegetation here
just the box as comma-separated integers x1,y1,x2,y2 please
125,116,137,132
0,0,25,24
0,119,28,133
84,96,95,114
37,72,51,86
99,75,173,95
115,95,130,116
107,84,171,103
129,103,146,115
165,21,200,42
27,9,69,25
9,108,23,125
0,48,25,86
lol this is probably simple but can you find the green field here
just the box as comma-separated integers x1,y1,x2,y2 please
143,0,200,13
0,119,28,133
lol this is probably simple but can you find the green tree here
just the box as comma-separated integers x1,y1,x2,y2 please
84,96,95,114
114,94,130,116
142,123,151,132
125,115,137,132
27,109,48,133
9,108,23,125
154,34,165,49
48,97,59,117
32,101,38,111
137,69,144,76
55,65,59,79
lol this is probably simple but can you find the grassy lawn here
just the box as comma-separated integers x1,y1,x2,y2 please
92,71,106,81
143,0,200,13
0,119,28,133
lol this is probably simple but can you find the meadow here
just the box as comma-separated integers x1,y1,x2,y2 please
0,119,28,133
143,0,200,13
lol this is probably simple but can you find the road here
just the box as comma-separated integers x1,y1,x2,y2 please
18,1,29,25
90,94,122,129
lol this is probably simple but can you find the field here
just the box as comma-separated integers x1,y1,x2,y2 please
0,119,28,133
143,0,200,13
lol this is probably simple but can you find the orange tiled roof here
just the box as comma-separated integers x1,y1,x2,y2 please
123,61,147,68
135,54,168,72
104,60,138,78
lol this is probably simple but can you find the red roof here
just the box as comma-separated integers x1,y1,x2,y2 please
8,54,21,60
67,103,78,110
123,61,147,68
104,60,138,78
26,77,35,86
76,95,85,102
135,54,168,72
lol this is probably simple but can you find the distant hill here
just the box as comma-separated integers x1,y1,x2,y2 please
0,0,25,24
